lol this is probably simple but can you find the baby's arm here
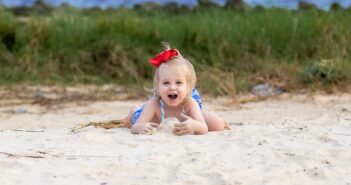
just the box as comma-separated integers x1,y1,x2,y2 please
131,99,159,134
173,99,208,135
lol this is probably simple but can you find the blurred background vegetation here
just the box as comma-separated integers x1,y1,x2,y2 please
0,0,350,96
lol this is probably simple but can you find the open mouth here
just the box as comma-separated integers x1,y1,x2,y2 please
168,94,178,99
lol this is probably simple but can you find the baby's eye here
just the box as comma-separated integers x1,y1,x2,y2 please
163,81,170,85
176,81,183,85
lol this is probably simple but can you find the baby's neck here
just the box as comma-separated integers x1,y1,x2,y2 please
162,103,186,118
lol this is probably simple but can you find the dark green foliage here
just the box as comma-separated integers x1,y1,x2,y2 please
300,59,350,86
298,1,318,11
8,0,53,16
0,7,351,93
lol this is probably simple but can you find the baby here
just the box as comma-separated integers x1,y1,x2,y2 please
124,43,229,135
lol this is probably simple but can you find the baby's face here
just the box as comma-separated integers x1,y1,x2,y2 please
158,64,188,107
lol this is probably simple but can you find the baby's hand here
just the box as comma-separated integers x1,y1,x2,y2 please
173,114,195,136
132,122,159,134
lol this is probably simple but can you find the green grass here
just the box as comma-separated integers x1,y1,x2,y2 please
0,7,351,94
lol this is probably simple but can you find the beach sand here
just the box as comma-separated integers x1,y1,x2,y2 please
0,91,350,185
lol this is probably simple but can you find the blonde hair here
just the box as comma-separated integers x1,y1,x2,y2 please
152,43,196,104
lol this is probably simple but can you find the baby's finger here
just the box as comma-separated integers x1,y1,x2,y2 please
173,129,184,136
146,125,156,131
173,127,182,133
141,125,153,132
175,129,190,136
180,113,191,120
174,122,185,127
172,127,180,132
176,124,188,131
149,123,159,128
174,127,190,135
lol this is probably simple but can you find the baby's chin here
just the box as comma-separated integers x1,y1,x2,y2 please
162,97,186,107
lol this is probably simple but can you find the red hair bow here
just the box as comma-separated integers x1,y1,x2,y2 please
149,49,179,67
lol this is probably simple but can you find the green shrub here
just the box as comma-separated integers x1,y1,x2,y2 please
1,7,351,93
300,59,350,86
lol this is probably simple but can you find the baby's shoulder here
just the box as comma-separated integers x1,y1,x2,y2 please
184,98,199,109
144,98,161,117
145,97,161,108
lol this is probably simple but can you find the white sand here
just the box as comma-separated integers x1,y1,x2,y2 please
0,93,350,185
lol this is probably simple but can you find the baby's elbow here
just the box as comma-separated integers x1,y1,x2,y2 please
207,121,226,131
130,125,139,134
131,128,137,134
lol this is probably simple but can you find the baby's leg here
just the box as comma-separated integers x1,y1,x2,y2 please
202,111,230,131
123,106,138,128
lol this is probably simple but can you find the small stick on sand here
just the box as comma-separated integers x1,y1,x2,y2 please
71,119,125,133
11,129,44,132
0,152,44,159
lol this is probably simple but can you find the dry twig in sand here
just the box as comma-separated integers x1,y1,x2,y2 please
0,152,44,159
71,119,125,133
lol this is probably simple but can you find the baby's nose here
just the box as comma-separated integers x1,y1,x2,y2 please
169,84,176,90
